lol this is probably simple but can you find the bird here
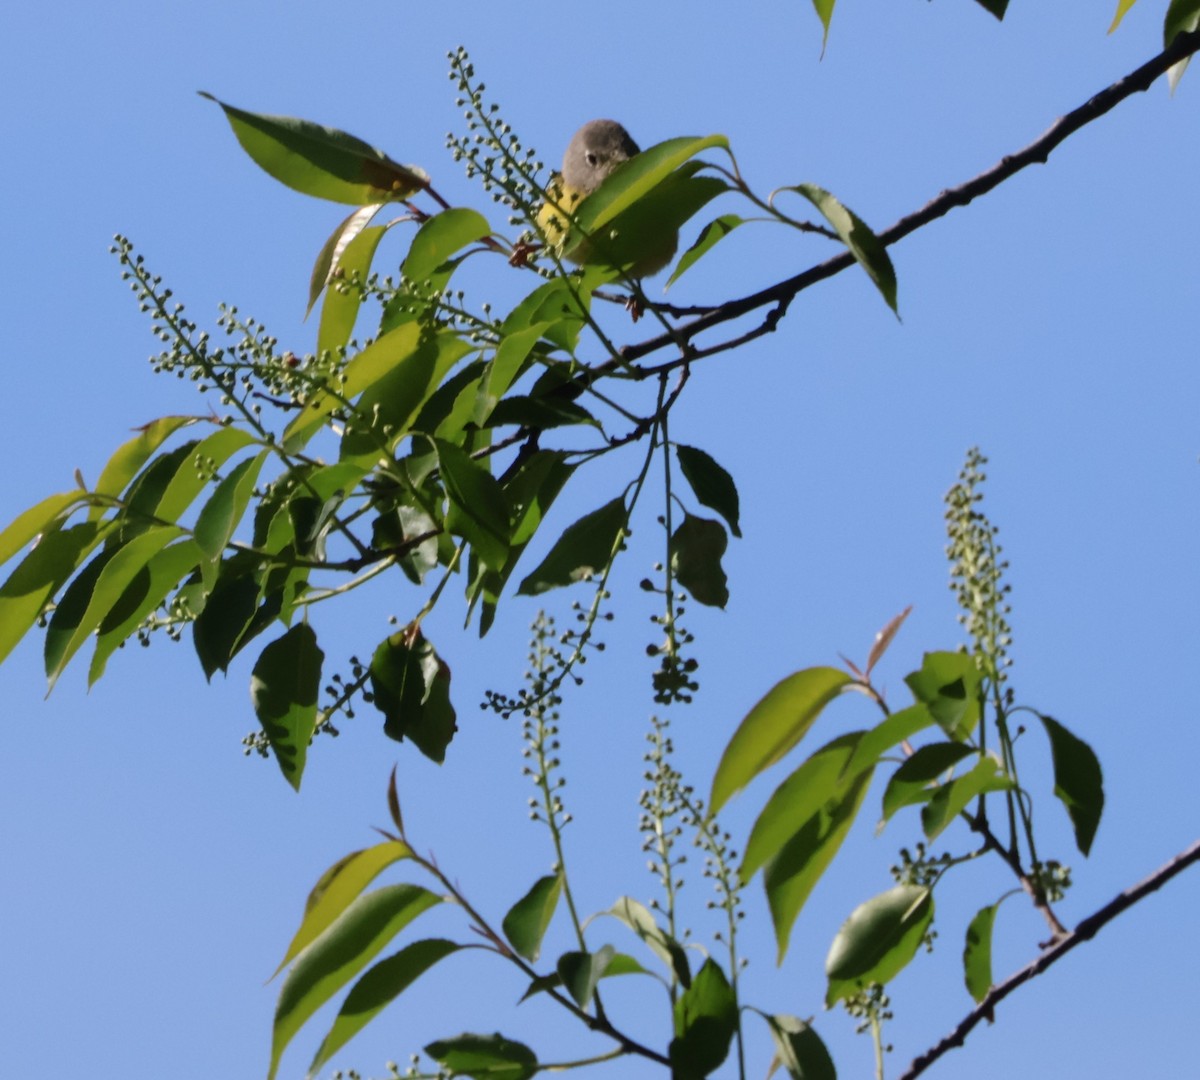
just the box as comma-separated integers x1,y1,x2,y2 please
536,119,678,279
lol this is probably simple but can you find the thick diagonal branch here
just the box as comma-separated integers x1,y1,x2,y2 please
619,28,1200,370
896,837,1200,1080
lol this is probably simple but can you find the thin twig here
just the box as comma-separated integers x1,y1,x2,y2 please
617,28,1200,371
897,837,1200,1080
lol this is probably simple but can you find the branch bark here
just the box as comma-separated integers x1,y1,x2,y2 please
619,28,1200,370
896,837,1200,1080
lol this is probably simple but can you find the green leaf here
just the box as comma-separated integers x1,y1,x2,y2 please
963,903,998,1003
284,322,423,451
193,451,269,559
0,522,107,666
709,666,852,814
89,416,197,522
201,93,428,205
763,767,873,961
89,540,204,685
336,331,475,464
152,427,259,526
670,514,729,608
44,526,182,691
675,445,741,537
668,958,737,1080
762,1013,837,1080
573,135,730,237
119,441,201,537
880,742,975,824
516,496,626,596
402,208,492,283
812,0,836,45
269,884,443,1080
557,945,616,1008
971,0,1009,19
788,183,897,314
741,733,863,881
1108,0,1140,33
369,629,457,764
309,203,383,318
273,840,413,978
843,703,937,777
666,214,745,288
608,896,691,987
1039,714,1105,856
921,755,1012,841
316,219,387,353
825,885,934,1005
425,1034,537,1080
435,438,511,571
479,323,552,414
485,394,597,431
904,651,982,741
502,874,563,962
250,623,324,791
191,564,259,678
0,492,84,568
309,938,463,1075
1166,0,1200,43
519,954,647,1002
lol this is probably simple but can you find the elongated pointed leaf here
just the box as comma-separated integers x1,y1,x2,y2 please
270,884,443,1080
921,755,1012,841
284,322,424,451
676,445,741,537
194,452,269,559
608,896,690,987
812,0,836,45
153,426,259,525
89,416,197,522
971,0,1009,19
502,873,562,962
825,885,933,1004
963,903,999,1003
424,1033,537,1080
0,522,108,666
557,945,615,1008
669,958,737,1079
250,623,324,791
762,1013,837,1080
710,666,852,814
44,526,182,691
788,183,897,314
666,214,745,288
764,767,873,961
309,938,463,1074
316,221,387,354
274,840,413,978
880,742,975,824
742,733,863,881
573,135,730,235
1039,714,1104,856
308,203,383,318
517,496,626,595
0,492,84,568
519,952,649,1002
402,208,492,283
1109,0,1139,33
202,93,428,205
843,703,936,777
89,539,204,685
435,438,511,571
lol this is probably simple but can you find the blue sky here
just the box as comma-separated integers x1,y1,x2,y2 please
1,3,1197,1079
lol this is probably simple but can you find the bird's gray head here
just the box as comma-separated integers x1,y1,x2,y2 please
561,119,641,195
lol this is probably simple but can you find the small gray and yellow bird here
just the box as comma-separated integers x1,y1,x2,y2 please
537,119,678,279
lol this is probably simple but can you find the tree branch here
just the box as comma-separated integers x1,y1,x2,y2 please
618,28,1200,369
897,837,1200,1080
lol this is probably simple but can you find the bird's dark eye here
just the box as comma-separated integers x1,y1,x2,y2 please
585,151,599,167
